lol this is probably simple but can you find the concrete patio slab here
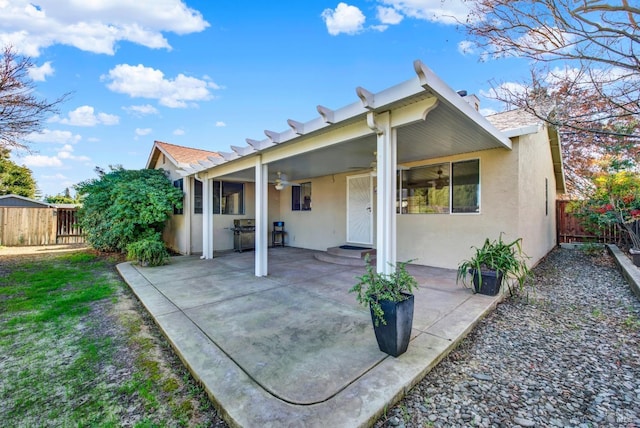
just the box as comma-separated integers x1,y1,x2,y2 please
117,247,502,427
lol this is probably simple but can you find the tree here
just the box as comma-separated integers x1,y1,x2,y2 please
75,167,183,253
464,0,639,195
45,188,81,204
570,168,640,250
0,46,69,151
0,148,37,198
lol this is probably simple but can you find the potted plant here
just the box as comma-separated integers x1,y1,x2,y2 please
349,255,418,357
456,234,530,296
126,235,169,267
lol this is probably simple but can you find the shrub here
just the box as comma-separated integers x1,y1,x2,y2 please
126,235,169,267
76,167,183,253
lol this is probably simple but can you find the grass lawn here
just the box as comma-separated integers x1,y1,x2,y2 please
0,251,227,427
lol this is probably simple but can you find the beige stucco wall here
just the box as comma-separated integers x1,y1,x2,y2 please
151,155,192,255
516,125,558,266
275,172,349,251
396,149,521,269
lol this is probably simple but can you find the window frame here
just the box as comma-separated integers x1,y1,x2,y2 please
292,182,312,211
193,179,203,214
398,158,480,215
173,178,184,215
213,180,245,215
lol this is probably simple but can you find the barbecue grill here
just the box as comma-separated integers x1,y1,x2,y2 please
232,219,255,252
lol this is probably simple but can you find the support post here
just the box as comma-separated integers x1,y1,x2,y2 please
371,111,396,275
201,174,213,259
255,157,268,276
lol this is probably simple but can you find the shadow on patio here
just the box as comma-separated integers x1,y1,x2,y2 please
117,247,502,427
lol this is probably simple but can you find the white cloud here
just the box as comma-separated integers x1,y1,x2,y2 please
42,173,70,181
215,121,226,127
123,104,159,116
480,81,528,101
377,6,403,25
135,128,152,136
57,144,90,162
457,40,476,55
0,0,209,57
103,64,219,108
22,154,63,167
378,0,471,25
26,129,81,144
55,106,120,127
28,61,54,81
173,128,185,135
322,3,366,35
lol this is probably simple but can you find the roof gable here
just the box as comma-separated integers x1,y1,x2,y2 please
0,194,53,208
146,141,222,169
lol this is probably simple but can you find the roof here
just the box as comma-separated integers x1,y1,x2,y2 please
0,194,53,208
487,109,565,193
486,109,541,136
146,141,222,169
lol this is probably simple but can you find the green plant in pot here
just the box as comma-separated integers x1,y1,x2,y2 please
350,255,418,357
456,233,530,296
126,234,169,267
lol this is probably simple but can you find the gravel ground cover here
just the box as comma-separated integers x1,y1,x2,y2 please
375,247,640,428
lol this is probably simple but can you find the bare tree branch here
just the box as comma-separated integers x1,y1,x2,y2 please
0,45,69,151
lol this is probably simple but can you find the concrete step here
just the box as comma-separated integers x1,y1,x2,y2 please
314,246,377,266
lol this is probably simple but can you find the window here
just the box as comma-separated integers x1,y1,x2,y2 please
399,159,479,214
194,179,203,214
401,164,450,214
545,178,550,216
173,178,184,215
451,159,480,213
213,181,244,215
292,182,312,211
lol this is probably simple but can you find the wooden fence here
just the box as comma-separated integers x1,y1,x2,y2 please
56,208,85,244
556,200,638,246
0,207,84,246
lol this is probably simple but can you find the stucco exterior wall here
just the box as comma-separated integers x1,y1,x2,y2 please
516,126,558,266
275,172,349,251
151,155,191,255
396,149,521,269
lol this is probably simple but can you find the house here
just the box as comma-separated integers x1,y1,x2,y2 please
146,60,565,276
0,194,54,208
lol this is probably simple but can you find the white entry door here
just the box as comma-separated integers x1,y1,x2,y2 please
347,174,373,246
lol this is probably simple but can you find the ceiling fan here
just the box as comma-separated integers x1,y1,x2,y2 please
274,172,291,191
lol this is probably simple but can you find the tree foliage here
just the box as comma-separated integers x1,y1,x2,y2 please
76,167,183,253
570,168,640,249
0,148,37,198
0,45,69,151
45,188,81,205
464,0,639,195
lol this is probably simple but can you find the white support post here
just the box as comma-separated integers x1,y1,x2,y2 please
201,174,213,259
373,111,396,275
255,157,268,276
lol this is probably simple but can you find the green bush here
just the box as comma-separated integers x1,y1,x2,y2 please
126,235,169,267
76,167,183,253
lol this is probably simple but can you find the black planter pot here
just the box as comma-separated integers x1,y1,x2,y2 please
370,293,414,357
471,269,503,296
630,249,640,267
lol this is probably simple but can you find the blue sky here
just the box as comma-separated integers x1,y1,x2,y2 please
2,0,529,197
